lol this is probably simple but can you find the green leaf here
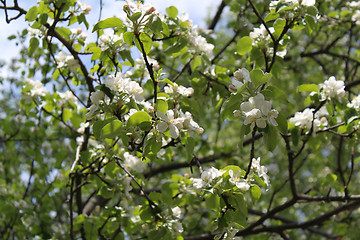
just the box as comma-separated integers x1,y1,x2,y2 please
265,12,280,22
236,36,252,55
135,33,152,54
147,15,163,33
306,6,318,16
166,6,178,19
250,69,272,87
92,17,123,32
62,108,72,122
264,125,277,151
156,99,168,114
297,84,318,92
123,31,134,45
273,18,286,38
250,185,261,202
205,193,220,211
25,6,38,22
185,137,195,162
305,15,316,33
101,119,123,139
28,37,39,55
127,111,151,127
129,12,142,22
276,112,288,134
191,56,202,71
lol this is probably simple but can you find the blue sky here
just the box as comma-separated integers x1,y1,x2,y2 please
0,0,221,64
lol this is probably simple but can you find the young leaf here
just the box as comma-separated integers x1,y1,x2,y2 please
166,6,178,19
92,17,123,32
236,36,252,55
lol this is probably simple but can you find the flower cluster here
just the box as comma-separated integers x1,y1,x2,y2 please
99,30,126,51
319,76,345,101
55,52,80,73
104,73,144,103
228,170,250,191
156,110,204,139
270,0,315,8
249,24,287,58
123,152,147,173
347,95,360,110
75,0,92,14
234,93,279,129
86,91,105,120
289,106,328,132
56,90,77,107
123,0,157,32
187,26,214,59
191,167,224,190
70,28,87,42
23,78,48,98
251,157,270,187
164,82,194,97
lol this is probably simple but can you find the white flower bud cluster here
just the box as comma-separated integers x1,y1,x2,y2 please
70,28,87,41
156,110,204,139
54,52,80,73
234,93,278,129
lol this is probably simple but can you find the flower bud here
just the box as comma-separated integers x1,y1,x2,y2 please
84,6,91,14
145,7,156,16
234,69,243,80
123,4,131,15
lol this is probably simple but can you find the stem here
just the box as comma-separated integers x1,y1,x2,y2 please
135,33,157,104
245,127,257,179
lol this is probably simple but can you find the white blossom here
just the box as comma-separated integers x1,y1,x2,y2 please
187,26,214,58
348,95,360,110
99,30,122,50
164,83,194,97
24,79,48,97
231,68,251,90
228,170,250,191
320,76,345,100
251,157,270,187
123,152,146,173
156,110,183,139
289,108,321,131
55,52,80,72
201,167,224,185
57,90,77,106
238,93,278,128
181,111,204,135
104,73,144,102
77,122,89,134
86,91,105,120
